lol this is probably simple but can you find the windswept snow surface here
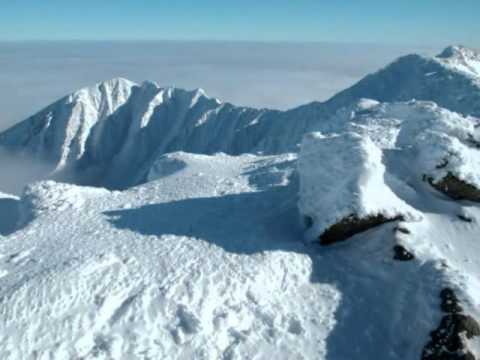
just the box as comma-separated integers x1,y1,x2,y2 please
298,100,480,240
1,140,480,359
0,153,344,359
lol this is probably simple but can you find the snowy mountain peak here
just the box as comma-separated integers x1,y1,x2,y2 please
325,45,480,118
72,77,137,98
435,45,480,78
437,45,480,60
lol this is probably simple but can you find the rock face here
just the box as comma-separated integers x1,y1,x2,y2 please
422,288,480,360
394,226,411,235
319,214,402,245
440,288,464,314
429,173,480,202
392,245,415,261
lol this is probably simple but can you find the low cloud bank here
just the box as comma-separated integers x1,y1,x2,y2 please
0,41,438,131
0,148,52,195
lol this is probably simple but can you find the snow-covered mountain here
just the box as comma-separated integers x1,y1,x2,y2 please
1,46,479,189
1,46,480,360
325,45,480,117
0,78,320,189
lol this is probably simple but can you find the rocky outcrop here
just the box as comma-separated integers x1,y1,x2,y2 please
422,288,480,360
457,214,474,223
394,226,411,235
440,288,464,314
319,214,403,245
393,245,414,261
429,173,480,202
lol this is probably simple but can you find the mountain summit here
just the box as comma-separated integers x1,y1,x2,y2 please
436,45,480,78
325,45,480,117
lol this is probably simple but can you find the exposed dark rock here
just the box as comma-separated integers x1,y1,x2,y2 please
441,288,464,314
423,315,480,359
304,216,314,229
428,173,480,202
319,214,403,245
393,245,415,261
436,158,450,169
467,134,480,149
457,214,473,223
422,288,479,360
436,314,480,340
394,226,411,235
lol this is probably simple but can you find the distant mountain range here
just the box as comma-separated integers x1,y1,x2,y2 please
1,46,479,189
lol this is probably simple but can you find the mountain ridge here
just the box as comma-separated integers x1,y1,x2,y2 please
0,45,479,191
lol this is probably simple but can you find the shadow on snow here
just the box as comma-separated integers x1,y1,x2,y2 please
104,179,443,360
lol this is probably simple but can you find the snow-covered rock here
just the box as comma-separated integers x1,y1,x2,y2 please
298,99,480,242
395,102,480,192
298,131,421,243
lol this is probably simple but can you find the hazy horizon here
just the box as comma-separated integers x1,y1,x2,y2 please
0,41,441,132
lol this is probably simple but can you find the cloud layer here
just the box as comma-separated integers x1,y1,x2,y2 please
0,41,439,194
0,41,438,132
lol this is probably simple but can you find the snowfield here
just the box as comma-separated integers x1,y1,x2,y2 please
1,154,344,359
1,46,480,359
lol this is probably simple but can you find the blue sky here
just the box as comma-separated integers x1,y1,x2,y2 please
0,0,478,45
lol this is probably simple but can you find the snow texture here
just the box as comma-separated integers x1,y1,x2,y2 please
298,131,421,242
298,100,480,241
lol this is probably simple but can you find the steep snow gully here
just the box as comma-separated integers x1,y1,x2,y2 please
0,46,480,359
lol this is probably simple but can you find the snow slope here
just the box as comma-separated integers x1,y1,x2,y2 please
1,145,479,359
325,46,480,118
0,153,343,359
0,153,438,359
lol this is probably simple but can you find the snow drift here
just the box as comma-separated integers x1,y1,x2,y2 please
298,99,480,243
298,131,420,243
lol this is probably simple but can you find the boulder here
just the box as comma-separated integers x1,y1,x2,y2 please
429,173,480,202
393,245,415,261
319,214,402,245
422,288,479,360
